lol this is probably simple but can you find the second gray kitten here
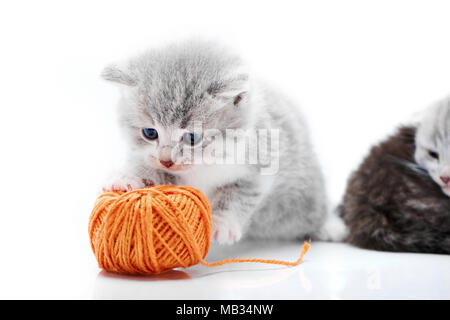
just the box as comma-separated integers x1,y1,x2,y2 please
101,40,346,245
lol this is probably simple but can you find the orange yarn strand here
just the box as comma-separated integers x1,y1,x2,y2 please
200,241,310,268
89,185,310,275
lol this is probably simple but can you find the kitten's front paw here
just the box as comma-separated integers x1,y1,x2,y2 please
212,215,243,245
102,175,146,193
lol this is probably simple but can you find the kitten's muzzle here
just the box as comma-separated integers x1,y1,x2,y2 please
158,145,175,168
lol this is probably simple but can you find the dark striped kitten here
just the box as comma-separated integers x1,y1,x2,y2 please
340,99,450,254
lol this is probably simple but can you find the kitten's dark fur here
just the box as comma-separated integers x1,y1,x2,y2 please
340,126,450,254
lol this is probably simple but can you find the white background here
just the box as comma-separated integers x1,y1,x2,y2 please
0,0,449,299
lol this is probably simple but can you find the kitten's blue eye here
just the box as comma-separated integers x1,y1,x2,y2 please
182,132,202,146
142,128,158,140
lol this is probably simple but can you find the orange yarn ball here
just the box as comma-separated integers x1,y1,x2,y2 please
89,185,212,275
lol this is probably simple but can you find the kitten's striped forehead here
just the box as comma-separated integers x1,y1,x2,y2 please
430,101,450,145
130,41,246,130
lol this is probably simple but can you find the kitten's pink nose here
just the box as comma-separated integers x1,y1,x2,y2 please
440,176,450,185
160,160,174,168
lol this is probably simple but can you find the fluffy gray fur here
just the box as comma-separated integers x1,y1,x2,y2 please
101,40,346,244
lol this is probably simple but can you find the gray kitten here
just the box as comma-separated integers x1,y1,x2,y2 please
101,40,346,244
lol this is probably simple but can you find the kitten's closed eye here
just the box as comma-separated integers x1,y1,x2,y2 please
182,132,202,146
428,150,439,160
142,128,158,141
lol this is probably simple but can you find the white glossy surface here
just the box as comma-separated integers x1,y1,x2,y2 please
94,241,450,300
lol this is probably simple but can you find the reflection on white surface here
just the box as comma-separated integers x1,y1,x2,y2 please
94,241,450,300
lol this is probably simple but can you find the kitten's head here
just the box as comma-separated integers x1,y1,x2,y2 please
102,40,251,172
414,98,450,197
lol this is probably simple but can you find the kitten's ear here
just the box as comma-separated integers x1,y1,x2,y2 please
101,63,137,86
208,73,250,107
